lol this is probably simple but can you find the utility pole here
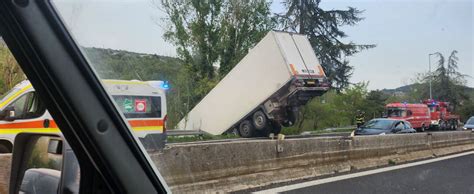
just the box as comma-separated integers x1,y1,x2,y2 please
428,53,436,100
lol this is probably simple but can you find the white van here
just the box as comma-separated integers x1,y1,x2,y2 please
0,79,168,153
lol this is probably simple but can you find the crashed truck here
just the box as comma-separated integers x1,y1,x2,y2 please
178,31,330,137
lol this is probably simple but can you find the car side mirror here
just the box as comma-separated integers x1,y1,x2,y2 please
48,139,63,155
1,107,16,121
9,133,63,194
8,133,80,194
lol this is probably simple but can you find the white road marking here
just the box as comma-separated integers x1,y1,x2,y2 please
254,151,474,194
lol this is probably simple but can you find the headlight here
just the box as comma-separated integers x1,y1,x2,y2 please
379,132,386,135
463,127,467,130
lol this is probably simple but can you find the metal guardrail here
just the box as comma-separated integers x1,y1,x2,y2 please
322,125,356,131
167,129,204,136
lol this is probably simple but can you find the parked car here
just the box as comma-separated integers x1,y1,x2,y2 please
354,118,416,136
463,116,474,131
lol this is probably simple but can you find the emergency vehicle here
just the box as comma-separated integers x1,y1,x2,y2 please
0,79,168,153
385,103,431,132
422,99,460,130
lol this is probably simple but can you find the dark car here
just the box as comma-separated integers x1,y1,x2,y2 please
354,118,416,136
463,116,474,131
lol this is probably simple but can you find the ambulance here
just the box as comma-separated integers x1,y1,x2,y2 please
0,79,168,153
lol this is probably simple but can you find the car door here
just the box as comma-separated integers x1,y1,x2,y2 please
402,121,415,133
0,91,53,136
0,1,167,193
393,121,405,133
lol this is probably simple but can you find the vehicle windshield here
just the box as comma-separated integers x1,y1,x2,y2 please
467,118,474,125
0,86,21,105
2,0,470,193
386,108,407,117
361,120,394,130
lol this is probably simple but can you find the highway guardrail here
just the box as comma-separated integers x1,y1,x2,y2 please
151,131,474,193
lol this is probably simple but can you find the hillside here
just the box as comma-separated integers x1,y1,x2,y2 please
82,47,182,82
382,84,473,95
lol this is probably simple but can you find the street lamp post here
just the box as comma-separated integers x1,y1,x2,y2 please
428,53,436,100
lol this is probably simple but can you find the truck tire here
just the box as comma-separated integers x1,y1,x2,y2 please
281,121,291,127
450,120,457,130
288,108,298,125
439,120,446,131
419,124,426,132
239,120,256,138
271,121,282,134
252,110,267,130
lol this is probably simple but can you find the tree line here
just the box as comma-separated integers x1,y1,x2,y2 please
160,0,376,128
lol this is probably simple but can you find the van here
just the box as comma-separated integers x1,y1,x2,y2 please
0,79,168,153
385,103,431,132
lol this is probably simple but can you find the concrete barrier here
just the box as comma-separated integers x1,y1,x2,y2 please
0,154,11,194
150,131,474,193
0,132,472,193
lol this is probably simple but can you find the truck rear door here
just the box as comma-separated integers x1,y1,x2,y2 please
275,32,325,77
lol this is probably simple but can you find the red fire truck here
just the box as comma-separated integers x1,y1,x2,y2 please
422,99,460,130
385,103,431,132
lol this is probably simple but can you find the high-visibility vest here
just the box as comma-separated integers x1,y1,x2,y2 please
356,115,364,123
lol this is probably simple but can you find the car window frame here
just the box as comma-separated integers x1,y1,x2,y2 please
403,122,412,129
4,91,46,120
394,121,404,130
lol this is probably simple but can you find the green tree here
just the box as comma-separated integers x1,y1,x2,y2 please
287,82,371,134
161,0,274,123
277,0,375,92
217,0,274,76
401,50,471,117
0,44,25,94
430,50,469,109
161,0,273,78
365,90,388,118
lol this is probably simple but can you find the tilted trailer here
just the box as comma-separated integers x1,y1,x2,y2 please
178,31,330,137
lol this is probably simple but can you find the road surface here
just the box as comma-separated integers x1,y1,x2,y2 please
256,151,474,194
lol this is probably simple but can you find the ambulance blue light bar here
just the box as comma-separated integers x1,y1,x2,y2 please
162,81,170,89
147,80,170,90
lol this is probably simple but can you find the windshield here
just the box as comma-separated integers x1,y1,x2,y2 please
361,120,394,130
0,87,21,106
467,118,474,125
18,0,472,192
386,108,407,117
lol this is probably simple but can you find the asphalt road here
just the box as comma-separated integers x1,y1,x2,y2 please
278,153,474,194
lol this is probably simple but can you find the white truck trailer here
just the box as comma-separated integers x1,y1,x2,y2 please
178,31,330,137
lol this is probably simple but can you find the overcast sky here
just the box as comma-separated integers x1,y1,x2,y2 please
53,0,473,90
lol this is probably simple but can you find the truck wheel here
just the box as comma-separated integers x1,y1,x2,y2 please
252,110,267,130
271,121,282,134
420,125,425,132
281,121,291,127
451,120,457,130
439,121,446,131
287,108,298,126
239,120,256,138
